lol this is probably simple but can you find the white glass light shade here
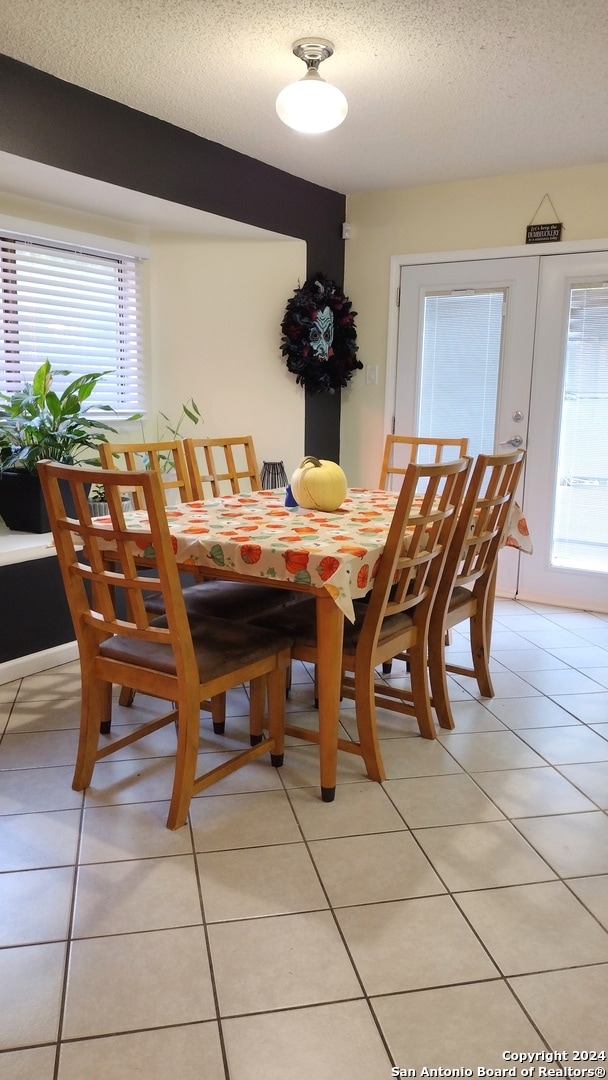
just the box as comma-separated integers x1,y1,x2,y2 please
276,68,348,134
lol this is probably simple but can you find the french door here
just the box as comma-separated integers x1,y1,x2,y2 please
518,252,608,610
393,248,608,612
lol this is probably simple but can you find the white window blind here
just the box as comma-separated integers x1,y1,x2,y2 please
553,283,608,571
419,290,505,458
0,234,144,415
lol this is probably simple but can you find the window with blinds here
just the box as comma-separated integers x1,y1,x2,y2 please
0,234,144,415
419,290,505,458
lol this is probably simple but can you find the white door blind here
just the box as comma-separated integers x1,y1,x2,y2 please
0,235,144,415
419,290,505,457
554,283,608,571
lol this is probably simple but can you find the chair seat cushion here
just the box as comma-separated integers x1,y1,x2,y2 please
253,597,414,651
144,580,299,621
100,614,293,683
449,585,474,611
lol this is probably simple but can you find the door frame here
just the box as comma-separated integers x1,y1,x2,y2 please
385,238,608,436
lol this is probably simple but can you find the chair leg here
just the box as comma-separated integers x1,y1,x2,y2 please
211,695,226,735
353,667,386,782
428,620,455,730
118,686,136,708
313,663,318,708
469,568,497,698
409,639,437,739
167,698,200,830
74,677,112,790
470,606,494,698
266,662,287,767
249,677,266,746
100,680,114,734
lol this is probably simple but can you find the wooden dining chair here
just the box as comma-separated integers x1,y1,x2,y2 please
184,436,261,499
38,461,292,830
379,435,469,490
426,447,526,729
99,438,193,706
251,456,470,782
100,435,297,712
378,433,470,672
99,439,194,506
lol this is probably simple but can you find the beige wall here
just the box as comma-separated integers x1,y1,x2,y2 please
0,190,307,479
0,190,148,245
343,162,608,486
148,234,306,477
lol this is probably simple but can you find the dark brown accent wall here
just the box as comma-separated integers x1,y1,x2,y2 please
0,558,74,663
0,52,346,460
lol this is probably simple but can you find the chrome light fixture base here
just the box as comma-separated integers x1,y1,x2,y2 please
291,38,335,68
276,36,348,134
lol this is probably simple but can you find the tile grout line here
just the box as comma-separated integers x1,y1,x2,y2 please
52,793,87,1080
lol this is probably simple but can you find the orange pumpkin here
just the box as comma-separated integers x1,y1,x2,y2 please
283,549,310,574
337,544,367,558
240,543,262,564
317,555,340,581
357,564,370,589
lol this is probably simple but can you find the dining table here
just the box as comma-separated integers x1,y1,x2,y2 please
94,486,532,800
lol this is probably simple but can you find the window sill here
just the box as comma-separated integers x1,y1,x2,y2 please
0,519,56,566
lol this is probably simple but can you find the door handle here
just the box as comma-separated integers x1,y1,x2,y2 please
500,436,524,448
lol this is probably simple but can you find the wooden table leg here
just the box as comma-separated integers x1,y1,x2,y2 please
315,593,344,802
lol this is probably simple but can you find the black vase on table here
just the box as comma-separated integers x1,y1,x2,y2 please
260,461,288,490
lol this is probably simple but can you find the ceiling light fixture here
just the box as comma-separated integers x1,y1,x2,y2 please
276,38,348,134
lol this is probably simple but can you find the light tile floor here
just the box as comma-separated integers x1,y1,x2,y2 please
1,597,608,1079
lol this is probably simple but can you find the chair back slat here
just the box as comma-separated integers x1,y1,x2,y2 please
446,449,526,596
380,435,469,489
361,457,471,653
38,462,196,676
99,440,194,507
426,448,526,732
429,447,524,622
184,436,261,499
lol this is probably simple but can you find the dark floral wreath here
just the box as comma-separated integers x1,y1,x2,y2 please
280,273,362,394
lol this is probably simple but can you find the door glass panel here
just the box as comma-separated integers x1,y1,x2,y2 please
553,283,608,573
419,290,505,458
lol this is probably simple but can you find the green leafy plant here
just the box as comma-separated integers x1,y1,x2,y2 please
147,400,202,442
139,399,202,473
86,400,203,502
88,481,112,503
0,359,141,474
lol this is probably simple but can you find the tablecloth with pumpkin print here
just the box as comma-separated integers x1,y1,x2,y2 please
93,488,532,623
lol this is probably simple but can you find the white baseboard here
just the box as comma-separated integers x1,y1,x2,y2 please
495,587,517,600
0,641,79,685
497,586,607,614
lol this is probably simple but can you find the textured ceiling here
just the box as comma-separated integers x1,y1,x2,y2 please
1,0,607,195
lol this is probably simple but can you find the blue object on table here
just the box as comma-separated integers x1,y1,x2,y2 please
284,483,298,508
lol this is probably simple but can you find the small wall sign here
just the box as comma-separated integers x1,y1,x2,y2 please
526,222,563,244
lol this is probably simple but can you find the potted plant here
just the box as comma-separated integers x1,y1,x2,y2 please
138,399,202,474
87,399,203,515
0,359,139,532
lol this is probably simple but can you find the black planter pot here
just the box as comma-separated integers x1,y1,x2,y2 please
0,470,87,533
